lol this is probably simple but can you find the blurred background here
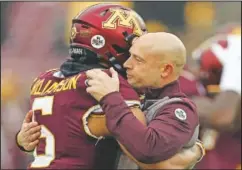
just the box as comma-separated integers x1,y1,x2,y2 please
1,2,241,169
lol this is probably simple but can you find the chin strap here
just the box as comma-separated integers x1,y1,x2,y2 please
105,52,126,77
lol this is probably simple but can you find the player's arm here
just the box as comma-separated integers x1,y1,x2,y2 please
192,91,241,132
87,106,146,137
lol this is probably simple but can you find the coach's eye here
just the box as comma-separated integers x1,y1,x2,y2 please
135,57,143,63
137,60,142,64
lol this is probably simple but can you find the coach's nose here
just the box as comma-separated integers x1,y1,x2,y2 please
123,56,133,70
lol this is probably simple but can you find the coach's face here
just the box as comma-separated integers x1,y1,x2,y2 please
124,39,162,89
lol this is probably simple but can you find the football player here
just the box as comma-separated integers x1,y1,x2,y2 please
16,3,204,169
191,29,241,169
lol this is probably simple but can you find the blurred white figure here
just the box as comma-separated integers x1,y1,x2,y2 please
211,34,241,95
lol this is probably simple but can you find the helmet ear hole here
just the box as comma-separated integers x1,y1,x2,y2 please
112,44,126,54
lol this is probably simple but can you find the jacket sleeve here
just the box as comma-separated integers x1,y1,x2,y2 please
100,92,198,163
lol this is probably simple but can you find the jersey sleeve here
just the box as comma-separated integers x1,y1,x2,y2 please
100,95,199,163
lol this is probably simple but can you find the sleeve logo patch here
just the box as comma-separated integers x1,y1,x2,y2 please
175,108,187,121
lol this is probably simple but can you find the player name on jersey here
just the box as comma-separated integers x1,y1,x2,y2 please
31,74,81,96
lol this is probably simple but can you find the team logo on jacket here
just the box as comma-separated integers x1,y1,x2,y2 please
175,108,187,121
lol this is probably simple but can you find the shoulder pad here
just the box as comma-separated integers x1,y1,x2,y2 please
37,68,59,79
31,68,59,90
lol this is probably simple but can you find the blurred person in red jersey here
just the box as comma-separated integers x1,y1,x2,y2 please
179,65,206,98
14,3,204,169
191,27,241,169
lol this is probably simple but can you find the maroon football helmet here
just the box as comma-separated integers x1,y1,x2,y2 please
69,3,147,72
192,24,241,89
192,34,230,96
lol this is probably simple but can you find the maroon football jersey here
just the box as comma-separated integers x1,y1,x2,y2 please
28,69,140,169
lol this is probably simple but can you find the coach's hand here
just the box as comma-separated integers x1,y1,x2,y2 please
17,110,41,151
86,67,120,101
